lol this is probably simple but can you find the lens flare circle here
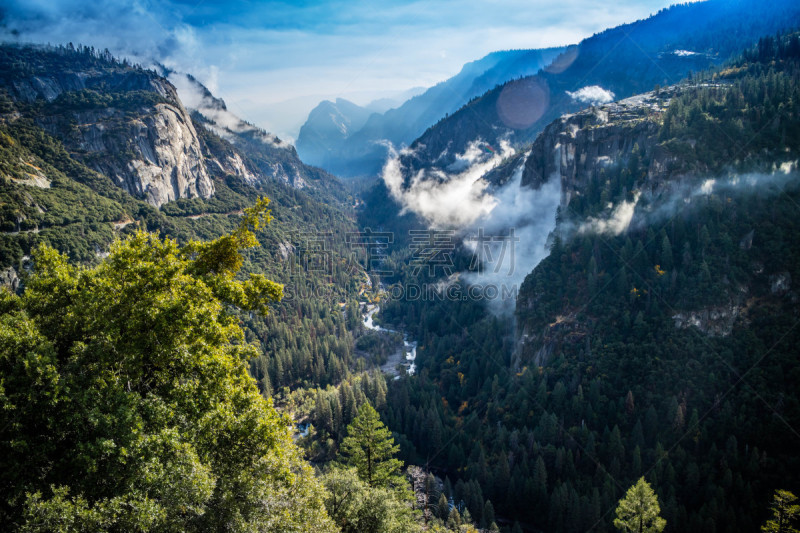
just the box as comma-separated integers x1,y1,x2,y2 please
496,77,550,130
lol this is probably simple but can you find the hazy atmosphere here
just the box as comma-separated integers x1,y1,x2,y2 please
1,1,799,532
2,0,685,140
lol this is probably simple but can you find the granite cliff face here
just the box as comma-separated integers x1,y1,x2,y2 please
1,49,214,207
166,71,341,193
49,99,215,206
127,102,213,206
521,90,671,202
0,46,344,209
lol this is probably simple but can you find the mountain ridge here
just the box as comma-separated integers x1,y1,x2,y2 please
389,0,800,195
296,46,566,177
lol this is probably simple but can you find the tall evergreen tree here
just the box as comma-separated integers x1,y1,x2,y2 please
437,493,450,520
762,490,800,533
340,403,403,488
613,478,666,533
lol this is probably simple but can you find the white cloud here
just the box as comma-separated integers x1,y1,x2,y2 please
382,139,514,227
614,163,800,229
579,192,640,235
383,147,563,312
566,85,615,105
700,179,715,195
168,72,291,149
461,156,562,312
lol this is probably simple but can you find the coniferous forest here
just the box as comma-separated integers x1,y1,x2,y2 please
1,2,800,532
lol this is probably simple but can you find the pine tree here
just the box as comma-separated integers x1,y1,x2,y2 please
761,490,800,533
482,500,496,528
447,507,462,529
613,477,666,533
632,446,642,477
315,390,334,435
625,390,635,416
533,455,548,515
660,234,673,271
340,403,403,488
437,493,450,520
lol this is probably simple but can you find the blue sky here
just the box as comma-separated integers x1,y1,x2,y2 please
1,0,690,140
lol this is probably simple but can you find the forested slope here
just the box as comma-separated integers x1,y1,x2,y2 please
364,31,800,533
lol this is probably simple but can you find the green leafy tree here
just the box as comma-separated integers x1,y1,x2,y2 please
762,490,800,533
340,403,404,488
0,199,336,532
613,478,666,533
321,467,367,531
320,466,419,533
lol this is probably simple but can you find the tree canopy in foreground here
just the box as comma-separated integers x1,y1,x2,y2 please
0,199,336,532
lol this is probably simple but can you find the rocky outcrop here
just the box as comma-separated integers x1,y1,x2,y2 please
769,272,792,295
118,102,213,206
1,46,214,207
521,90,672,203
209,151,258,185
170,71,339,193
0,266,20,292
516,308,594,366
59,99,215,206
193,112,313,191
670,271,795,336
8,160,51,188
37,89,213,207
672,305,742,337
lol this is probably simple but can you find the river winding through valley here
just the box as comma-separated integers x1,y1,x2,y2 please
362,304,417,377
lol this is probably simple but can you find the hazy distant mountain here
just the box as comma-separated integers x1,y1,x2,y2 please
165,70,346,195
295,98,375,171
296,47,565,177
392,0,800,189
364,86,426,114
